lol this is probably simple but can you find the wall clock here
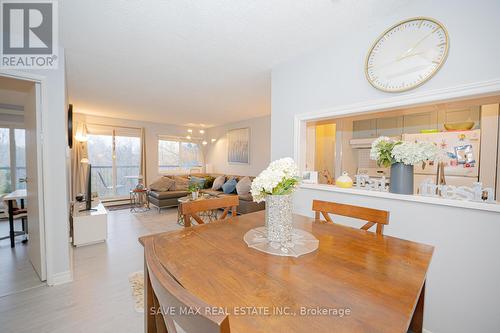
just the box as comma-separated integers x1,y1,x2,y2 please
365,17,449,92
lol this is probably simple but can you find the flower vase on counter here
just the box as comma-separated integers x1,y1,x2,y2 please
389,162,414,195
370,136,442,195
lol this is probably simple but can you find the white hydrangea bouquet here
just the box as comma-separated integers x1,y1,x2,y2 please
370,136,441,167
251,157,300,203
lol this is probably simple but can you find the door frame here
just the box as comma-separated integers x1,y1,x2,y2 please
0,69,50,283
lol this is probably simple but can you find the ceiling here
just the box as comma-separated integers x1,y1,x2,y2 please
61,0,402,127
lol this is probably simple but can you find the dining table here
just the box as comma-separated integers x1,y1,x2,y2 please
2,189,27,248
140,210,434,333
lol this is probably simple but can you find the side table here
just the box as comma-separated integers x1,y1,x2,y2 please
130,188,150,212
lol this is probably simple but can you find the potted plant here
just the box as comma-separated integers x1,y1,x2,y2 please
251,158,300,246
188,183,201,200
370,137,441,195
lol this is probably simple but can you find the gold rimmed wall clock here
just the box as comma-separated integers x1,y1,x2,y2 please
365,17,449,92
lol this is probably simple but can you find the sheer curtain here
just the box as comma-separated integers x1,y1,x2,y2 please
71,124,89,199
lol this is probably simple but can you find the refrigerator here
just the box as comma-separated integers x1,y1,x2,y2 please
403,130,481,193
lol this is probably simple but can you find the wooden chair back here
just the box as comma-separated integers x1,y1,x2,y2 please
312,200,389,235
180,195,239,227
145,240,231,333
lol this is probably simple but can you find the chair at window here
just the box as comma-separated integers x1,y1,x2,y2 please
180,196,239,227
0,199,28,243
312,200,389,235
144,238,231,333
97,171,125,193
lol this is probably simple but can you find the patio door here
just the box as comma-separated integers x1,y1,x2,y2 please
86,125,141,199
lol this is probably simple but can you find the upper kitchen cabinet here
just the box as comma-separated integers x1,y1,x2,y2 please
438,106,481,129
403,112,438,134
352,119,377,138
376,116,403,137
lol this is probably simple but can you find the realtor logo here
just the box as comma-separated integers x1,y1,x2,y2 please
1,0,58,68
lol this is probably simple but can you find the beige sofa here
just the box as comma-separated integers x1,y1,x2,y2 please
148,174,265,214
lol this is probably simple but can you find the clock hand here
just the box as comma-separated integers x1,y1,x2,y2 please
397,50,431,62
398,30,436,60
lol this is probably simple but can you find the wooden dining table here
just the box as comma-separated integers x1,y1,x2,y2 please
140,211,433,333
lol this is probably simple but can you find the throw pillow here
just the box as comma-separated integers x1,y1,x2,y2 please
149,176,174,192
212,175,226,190
189,176,206,190
172,176,189,191
236,176,252,195
204,176,215,189
222,178,238,194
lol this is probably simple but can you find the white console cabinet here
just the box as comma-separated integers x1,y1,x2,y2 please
72,199,108,247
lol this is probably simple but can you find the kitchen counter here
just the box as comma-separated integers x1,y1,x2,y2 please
300,183,500,213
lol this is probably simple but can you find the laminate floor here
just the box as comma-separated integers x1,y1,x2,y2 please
0,207,181,333
0,219,44,298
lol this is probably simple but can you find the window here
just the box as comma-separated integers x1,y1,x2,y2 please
158,137,203,173
0,128,10,195
0,126,26,196
86,125,141,199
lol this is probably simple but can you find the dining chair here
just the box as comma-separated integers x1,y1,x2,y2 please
180,196,239,227
145,240,231,333
0,199,28,242
312,200,389,235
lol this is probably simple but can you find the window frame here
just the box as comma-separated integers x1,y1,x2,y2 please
85,124,142,199
0,123,25,195
158,136,204,174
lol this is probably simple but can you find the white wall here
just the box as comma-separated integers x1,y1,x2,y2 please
205,116,270,176
271,1,500,332
73,113,193,186
271,0,500,159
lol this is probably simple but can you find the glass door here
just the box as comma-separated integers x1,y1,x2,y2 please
86,125,141,199
115,135,141,196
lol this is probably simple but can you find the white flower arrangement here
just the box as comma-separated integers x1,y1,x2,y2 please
370,136,442,167
250,157,300,203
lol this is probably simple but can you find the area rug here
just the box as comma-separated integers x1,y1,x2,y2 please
129,271,144,313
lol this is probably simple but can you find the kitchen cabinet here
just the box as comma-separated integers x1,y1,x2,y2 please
441,106,480,129
376,116,403,137
353,119,376,138
403,112,437,134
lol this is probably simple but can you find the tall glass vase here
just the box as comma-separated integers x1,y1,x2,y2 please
390,162,414,195
265,194,293,245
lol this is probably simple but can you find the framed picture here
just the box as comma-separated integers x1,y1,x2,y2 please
302,171,318,184
227,127,250,164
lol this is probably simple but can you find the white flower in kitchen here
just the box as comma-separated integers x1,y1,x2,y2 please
370,137,443,167
251,157,300,203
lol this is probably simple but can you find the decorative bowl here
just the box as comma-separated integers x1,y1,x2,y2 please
444,122,474,131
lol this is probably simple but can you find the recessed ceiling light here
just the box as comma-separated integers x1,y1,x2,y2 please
202,141,208,145
211,138,216,142
199,129,205,134
187,129,193,133
186,135,191,140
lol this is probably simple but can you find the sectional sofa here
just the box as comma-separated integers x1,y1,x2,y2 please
148,173,265,214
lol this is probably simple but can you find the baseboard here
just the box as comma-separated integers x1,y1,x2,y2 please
48,270,73,286
423,329,433,333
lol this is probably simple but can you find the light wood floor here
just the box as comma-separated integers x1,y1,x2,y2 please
0,219,44,297
0,207,181,333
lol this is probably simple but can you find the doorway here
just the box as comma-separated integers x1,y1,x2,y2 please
0,75,46,296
